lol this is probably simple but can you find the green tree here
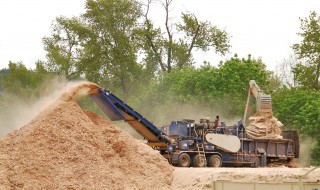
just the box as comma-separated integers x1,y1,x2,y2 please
42,0,231,100
1,62,49,96
142,0,230,73
130,55,270,124
0,68,9,92
42,17,83,79
292,11,320,90
283,11,320,164
42,0,146,100
212,55,269,116
272,88,320,164
177,13,230,57
80,0,145,100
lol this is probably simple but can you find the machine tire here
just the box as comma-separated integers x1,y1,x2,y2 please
178,153,191,167
208,155,222,167
193,154,206,167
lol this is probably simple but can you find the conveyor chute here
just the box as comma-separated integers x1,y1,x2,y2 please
90,88,171,145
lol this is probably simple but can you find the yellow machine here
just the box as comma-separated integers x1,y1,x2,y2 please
243,80,272,125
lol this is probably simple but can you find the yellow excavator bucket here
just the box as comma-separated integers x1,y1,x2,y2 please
258,94,272,113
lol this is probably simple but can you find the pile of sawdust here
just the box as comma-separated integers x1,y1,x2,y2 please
0,82,173,190
246,112,283,139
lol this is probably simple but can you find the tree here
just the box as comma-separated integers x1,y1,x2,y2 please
272,88,320,164
42,0,230,99
292,63,316,89
1,62,49,96
0,68,9,92
292,11,320,90
42,0,146,100
275,54,298,88
142,0,230,73
80,0,145,100
177,13,230,58
130,55,270,124
271,11,320,164
42,17,83,80
212,55,270,116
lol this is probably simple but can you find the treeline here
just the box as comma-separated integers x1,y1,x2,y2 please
1,0,320,165
128,55,270,123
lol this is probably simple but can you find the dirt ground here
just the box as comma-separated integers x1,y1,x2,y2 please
172,167,320,190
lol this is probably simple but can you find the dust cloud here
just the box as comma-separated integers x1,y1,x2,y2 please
137,100,241,128
0,77,96,137
297,137,313,167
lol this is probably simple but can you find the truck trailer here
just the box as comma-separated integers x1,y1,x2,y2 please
160,119,299,167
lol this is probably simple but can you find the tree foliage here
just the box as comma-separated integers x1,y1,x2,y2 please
1,62,49,96
276,54,298,88
80,0,145,100
272,88,320,164
42,0,146,100
269,10,320,165
42,17,83,79
292,11,320,90
130,55,269,124
177,13,230,55
142,0,230,73
41,0,231,100
0,68,9,92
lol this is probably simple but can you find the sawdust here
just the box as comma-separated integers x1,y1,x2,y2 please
246,112,283,139
0,82,173,190
172,167,320,190
267,159,300,168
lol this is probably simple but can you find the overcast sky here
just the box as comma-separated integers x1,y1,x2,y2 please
0,0,320,71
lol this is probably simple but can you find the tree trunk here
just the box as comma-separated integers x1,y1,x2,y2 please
164,0,173,73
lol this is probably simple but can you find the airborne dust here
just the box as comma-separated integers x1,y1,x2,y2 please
0,77,79,137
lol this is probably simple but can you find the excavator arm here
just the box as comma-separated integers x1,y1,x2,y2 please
243,80,272,125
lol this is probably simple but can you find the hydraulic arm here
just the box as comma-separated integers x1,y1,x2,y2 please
243,80,272,125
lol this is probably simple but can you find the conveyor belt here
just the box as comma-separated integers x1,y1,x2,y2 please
90,88,171,144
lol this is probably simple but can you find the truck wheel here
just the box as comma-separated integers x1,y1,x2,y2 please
193,154,206,167
178,153,191,167
208,155,222,167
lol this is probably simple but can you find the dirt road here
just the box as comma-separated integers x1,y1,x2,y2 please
172,167,320,190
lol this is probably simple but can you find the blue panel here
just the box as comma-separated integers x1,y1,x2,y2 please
204,144,214,151
90,89,170,144
169,121,188,136
179,140,194,150
106,92,166,136
90,93,125,121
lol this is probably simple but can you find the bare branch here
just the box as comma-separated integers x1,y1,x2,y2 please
164,0,173,72
143,0,166,72
187,14,200,57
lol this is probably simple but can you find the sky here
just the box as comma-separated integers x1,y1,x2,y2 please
0,0,320,71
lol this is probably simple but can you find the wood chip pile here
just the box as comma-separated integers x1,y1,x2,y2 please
0,82,173,190
246,112,283,139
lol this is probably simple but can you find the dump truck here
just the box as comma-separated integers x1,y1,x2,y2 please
89,82,299,167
